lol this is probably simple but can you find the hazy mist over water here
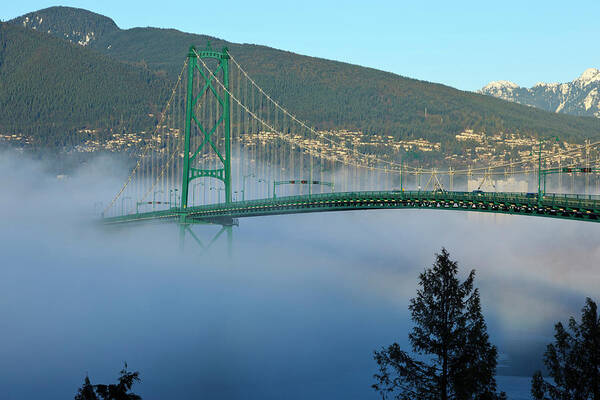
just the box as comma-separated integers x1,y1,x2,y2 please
1,150,599,399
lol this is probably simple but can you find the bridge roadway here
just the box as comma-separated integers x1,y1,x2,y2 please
103,190,600,225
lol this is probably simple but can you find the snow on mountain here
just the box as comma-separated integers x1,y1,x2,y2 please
479,69,600,118
9,6,118,48
479,81,520,101
481,80,520,90
575,68,600,86
533,81,559,88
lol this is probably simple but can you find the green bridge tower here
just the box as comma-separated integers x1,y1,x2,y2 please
180,44,232,214
178,44,233,252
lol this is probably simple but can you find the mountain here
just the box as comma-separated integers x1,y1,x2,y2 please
0,20,170,147
5,6,600,153
13,6,118,46
479,69,600,118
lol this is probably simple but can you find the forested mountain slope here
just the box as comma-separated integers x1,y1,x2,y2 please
0,21,169,146
5,6,600,150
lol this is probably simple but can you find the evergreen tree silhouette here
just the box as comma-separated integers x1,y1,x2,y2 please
373,248,505,400
74,363,141,400
531,298,600,400
74,376,98,400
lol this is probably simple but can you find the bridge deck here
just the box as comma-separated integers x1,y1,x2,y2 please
102,190,600,225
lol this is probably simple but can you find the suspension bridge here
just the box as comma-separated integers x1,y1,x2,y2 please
101,44,600,245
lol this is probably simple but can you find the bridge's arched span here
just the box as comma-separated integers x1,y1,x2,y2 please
102,190,600,225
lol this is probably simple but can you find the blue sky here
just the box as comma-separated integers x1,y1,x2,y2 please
2,0,599,91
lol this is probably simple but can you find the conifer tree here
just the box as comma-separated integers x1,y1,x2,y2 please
94,363,141,400
74,363,141,400
373,248,505,400
75,376,98,400
531,298,600,400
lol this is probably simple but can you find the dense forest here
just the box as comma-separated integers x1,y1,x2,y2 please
0,21,169,148
3,6,600,152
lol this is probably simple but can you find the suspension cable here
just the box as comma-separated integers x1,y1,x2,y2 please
104,60,188,214
228,53,600,175
195,50,393,174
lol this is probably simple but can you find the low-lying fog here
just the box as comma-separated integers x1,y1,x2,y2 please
1,150,598,399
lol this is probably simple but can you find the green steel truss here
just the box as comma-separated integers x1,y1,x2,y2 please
180,44,232,217
178,221,234,254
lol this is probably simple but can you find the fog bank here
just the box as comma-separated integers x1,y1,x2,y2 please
0,149,598,399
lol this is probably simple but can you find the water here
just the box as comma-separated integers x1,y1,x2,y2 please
1,152,598,399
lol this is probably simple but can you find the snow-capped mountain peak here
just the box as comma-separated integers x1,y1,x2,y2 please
478,81,520,102
481,80,519,91
479,68,600,118
575,68,600,86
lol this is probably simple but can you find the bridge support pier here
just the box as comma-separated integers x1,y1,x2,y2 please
177,215,235,256
178,223,188,251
